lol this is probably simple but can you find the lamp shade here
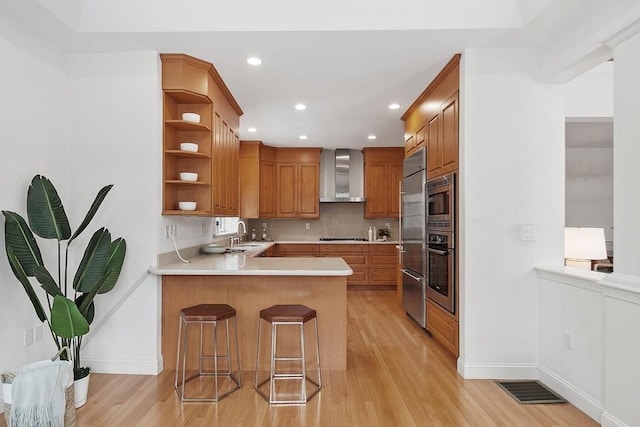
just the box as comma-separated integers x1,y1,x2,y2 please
564,227,607,260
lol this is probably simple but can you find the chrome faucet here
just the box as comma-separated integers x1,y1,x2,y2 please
237,220,247,243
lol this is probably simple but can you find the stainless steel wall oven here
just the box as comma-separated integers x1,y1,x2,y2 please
426,231,455,313
426,173,455,314
426,173,454,231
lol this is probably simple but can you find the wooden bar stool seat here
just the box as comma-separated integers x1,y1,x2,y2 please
175,304,241,402
254,304,321,404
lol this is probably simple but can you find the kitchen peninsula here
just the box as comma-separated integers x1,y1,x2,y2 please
149,242,351,371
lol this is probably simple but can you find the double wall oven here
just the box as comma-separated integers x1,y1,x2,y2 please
426,173,455,314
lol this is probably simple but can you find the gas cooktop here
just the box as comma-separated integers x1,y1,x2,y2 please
319,237,368,241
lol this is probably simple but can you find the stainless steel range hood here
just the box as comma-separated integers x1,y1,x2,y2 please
319,149,366,202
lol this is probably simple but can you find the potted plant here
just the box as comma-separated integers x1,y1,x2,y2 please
378,226,391,241
2,175,126,407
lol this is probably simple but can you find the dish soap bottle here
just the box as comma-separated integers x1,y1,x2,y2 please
367,226,373,242
251,227,256,241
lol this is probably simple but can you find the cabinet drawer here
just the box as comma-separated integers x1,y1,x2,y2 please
340,254,368,267
319,244,369,254
370,254,397,266
369,244,397,255
369,268,396,284
277,244,319,256
426,300,459,356
347,268,368,285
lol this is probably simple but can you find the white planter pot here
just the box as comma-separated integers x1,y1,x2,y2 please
74,374,90,408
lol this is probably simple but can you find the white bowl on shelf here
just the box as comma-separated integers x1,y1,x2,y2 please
180,142,199,152
178,201,197,211
182,112,200,123
179,172,198,182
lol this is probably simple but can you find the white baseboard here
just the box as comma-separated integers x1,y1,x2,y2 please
82,357,163,375
461,361,605,424
460,361,539,379
538,366,603,423
601,411,630,427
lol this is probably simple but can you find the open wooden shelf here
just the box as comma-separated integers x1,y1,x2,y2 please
163,209,211,216
165,120,211,132
165,150,210,159
164,89,211,104
165,180,209,186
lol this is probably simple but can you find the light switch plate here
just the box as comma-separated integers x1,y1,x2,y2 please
521,225,537,241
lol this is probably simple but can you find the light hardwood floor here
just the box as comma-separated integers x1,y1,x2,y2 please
2,291,598,426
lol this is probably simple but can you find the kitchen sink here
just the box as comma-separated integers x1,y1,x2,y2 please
232,244,264,250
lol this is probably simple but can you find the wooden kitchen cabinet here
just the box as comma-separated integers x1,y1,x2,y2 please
426,92,459,179
239,141,277,218
402,54,460,179
276,244,319,257
276,148,321,218
363,147,404,219
161,53,243,216
320,244,369,286
426,300,459,357
162,89,213,215
369,244,398,287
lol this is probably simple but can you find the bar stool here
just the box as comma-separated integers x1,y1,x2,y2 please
254,304,321,404
175,304,241,402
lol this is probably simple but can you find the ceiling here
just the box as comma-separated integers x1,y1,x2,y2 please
2,0,637,150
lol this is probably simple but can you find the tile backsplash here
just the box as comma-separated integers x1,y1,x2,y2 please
247,203,399,241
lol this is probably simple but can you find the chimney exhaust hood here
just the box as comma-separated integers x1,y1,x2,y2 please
319,149,366,202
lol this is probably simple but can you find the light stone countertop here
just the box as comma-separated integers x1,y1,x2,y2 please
149,241,353,276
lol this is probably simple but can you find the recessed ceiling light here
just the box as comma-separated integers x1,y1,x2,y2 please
248,127,257,133
295,104,307,111
388,103,400,110
299,135,308,140
368,135,377,140
246,57,262,66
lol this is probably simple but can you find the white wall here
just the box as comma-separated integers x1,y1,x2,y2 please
537,269,605,421
459,48,565,377
565,148,613,244
536,32,640,427
602,31,640,427
564,62,614,119
65,51,163,374
0,12,73,380
612,33,640,278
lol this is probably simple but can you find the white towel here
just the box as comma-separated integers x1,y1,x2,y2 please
10,360,72,427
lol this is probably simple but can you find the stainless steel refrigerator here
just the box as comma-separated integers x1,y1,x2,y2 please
401,147,427,327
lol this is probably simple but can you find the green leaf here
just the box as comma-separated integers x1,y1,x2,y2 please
98,238,126,294
73,228,111,293
68,184,113,245
6,246,48,323
34,266,62,297
27,175,71,241
3,211,43,275
76,293,95,325
50,295,89,338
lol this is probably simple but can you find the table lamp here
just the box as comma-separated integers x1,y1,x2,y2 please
564,227,607,270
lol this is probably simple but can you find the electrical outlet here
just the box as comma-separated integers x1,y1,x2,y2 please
385,223,390,228
34,324,43,342
305,223,310,230
201,223,207,236
172,224,177,239
563,331,573,350
165,225,172,239
24,328,34,346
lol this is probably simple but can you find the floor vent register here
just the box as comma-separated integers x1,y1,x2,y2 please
496,380,567,404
